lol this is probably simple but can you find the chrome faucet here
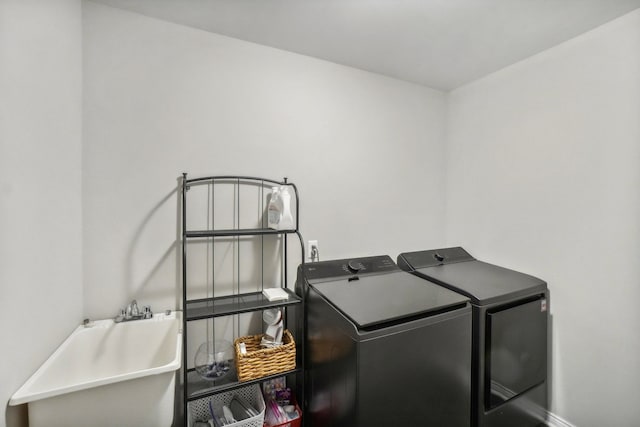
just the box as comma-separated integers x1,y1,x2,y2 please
114,300,153,323
127,299,140,319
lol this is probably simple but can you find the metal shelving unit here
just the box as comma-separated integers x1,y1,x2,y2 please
181,174,305,426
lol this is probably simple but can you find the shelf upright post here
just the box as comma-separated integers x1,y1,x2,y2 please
181,172,188,426
283,177,288,291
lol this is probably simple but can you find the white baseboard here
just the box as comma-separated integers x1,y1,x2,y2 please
545,411,577,427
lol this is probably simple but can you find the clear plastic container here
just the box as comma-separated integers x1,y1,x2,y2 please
267,187,282,229
278,186,294,230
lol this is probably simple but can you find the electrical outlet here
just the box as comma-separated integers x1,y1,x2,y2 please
308,240,319,261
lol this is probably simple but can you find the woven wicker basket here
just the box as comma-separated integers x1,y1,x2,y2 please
234,330,296,381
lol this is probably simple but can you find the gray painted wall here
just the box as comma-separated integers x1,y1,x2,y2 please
0,1,83,426
446,10,640,426
81,2,448,320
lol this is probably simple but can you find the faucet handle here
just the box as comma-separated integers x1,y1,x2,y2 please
130,299,140,316
143,305,153,319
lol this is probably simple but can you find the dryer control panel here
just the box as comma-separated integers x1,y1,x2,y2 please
398,247,474,269
302,255,398,281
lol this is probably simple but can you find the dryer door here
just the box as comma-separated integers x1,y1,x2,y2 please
486,297,547,410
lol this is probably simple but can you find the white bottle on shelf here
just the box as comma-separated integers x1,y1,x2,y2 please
267,186,282,229
279,185,294,230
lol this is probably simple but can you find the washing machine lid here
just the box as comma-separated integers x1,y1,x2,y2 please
306,256,469,330
398,247,547,305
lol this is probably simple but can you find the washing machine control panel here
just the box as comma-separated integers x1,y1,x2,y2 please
346,260,364,274
303,255,398,280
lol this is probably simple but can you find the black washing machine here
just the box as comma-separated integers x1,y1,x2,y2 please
397,247,548,427
296,255,472,427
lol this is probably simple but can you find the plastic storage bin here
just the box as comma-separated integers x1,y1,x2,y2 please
266,403,302,427
187,384,265,427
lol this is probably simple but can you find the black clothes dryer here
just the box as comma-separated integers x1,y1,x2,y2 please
296,255,472,427
398,247,549,427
